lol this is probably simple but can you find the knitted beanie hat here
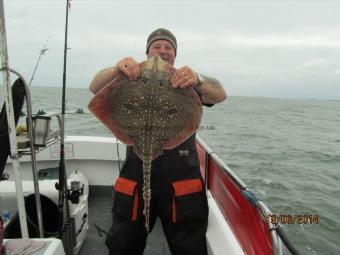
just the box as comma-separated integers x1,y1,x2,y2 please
146,28,177,56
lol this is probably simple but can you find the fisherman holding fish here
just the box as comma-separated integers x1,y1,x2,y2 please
90,28,226,255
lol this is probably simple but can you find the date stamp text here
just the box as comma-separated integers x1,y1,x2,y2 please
267,214,319,225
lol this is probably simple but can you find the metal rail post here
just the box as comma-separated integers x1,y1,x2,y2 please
0,0,28,238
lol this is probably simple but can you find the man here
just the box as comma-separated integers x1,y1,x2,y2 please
89,28,226,255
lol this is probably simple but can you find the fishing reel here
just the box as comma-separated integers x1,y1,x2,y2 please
55,181,84,204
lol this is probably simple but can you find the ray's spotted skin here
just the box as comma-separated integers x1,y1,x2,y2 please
88,55,202,231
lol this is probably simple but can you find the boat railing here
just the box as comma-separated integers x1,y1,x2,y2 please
1,67,62,236
196,135,284,255
1,0,30,237
1,45,63,238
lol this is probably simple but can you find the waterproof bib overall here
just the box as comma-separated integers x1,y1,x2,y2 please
106,89,212,255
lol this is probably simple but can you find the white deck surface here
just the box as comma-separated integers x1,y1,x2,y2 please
4,238,65,255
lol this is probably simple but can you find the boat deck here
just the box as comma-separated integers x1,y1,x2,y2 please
79,186,172,255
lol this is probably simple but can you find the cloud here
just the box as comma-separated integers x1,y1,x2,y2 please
296,59,332,70
223,35,340,49
3,0,340,99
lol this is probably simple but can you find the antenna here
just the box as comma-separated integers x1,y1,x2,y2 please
29,34,52,86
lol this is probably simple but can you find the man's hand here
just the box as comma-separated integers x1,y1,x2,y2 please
171,66,198,88
116,57,141,81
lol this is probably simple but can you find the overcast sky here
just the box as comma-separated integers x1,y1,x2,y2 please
3,0,340,100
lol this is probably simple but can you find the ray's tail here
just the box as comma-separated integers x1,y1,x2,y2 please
142,158,152,232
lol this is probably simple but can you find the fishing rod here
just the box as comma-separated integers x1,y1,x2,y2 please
58,0,70,238
29,35,51,86
18,36,51,117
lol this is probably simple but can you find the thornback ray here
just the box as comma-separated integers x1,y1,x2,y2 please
88,55,202,231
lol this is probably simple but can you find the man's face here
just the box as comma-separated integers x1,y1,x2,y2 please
147,39,176,65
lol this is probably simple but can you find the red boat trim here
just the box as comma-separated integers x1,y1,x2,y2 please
196,141,207,181
196,140,273,255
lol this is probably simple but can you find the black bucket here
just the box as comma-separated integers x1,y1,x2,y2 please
4,194,59,238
